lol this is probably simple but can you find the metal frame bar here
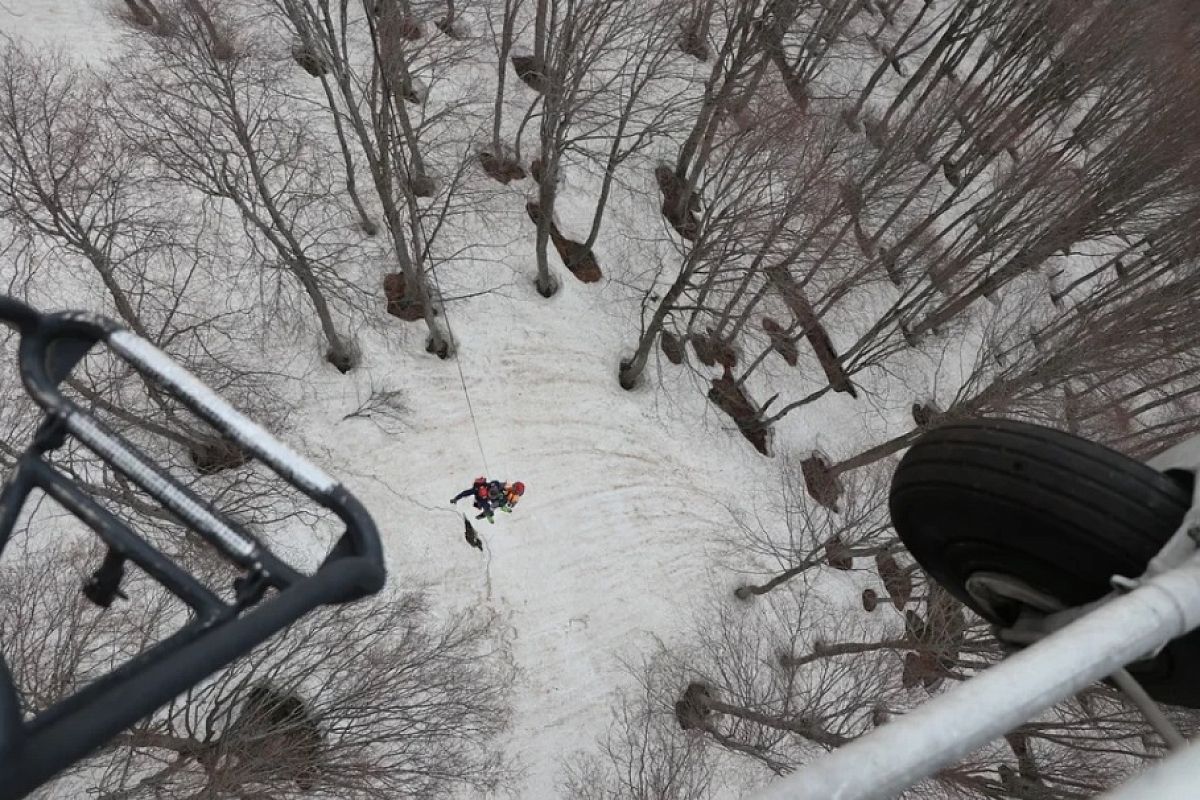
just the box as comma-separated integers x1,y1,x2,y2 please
0,296,386,800
1098,736,1200,799
754,553,1200,799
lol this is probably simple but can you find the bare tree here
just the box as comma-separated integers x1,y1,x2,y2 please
620,97,883,446
92,595,513,798
666,594,905,774
872,260,1200,469
272,0,464,356
852,0,1200,345
727,459,893,599
107,7,366,372
760,0,863,112
0,42,191,344
574,2,684,257
618,103,795,391
521,0,681,295
611,575,1178,798
561,652,716,800
843,0,947,131
0,39,299,483
481,0,527,180
666,0,773,225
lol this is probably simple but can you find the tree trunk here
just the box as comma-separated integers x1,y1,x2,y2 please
123,0,153,27
734,560,818,599
620,261,697,389
318,75,376,234
673,18,747,191
443,0,456,26
533,0,549,66
690,0,716,50
491,0,519,156
327,3,447,350
780,638,913,669
534,87,560,297
706,699,852,749
830,427,925,476
764,265,855,396
582,156,617,254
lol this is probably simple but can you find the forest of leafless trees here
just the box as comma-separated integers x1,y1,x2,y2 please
2,0,1200,796
567,459,1200,798
566,0,1200,794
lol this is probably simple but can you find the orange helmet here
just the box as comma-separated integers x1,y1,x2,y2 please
512,481,525,495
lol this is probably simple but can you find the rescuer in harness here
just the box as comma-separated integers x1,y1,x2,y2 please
451,477,526,524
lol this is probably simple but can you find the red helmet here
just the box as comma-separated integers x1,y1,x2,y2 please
512,481,525,495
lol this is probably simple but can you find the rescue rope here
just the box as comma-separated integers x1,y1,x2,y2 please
428,262,491,476
482,533,494,600
455,354,491,477
431,262,497,601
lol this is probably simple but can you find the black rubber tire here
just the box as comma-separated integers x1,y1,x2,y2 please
890,417,1200,707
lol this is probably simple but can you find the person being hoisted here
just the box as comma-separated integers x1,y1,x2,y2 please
451,477,526,524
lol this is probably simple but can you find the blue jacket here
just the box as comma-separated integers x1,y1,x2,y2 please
453,478,508,519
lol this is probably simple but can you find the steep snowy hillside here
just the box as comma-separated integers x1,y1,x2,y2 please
7,1,1200,798
0,3,818,797
321,270,788,797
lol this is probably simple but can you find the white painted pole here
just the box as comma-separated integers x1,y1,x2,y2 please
752,554,1200,800
1098,738,1200,799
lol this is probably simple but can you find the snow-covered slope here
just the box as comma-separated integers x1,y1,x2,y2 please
0,2,910,798
303,229,786,797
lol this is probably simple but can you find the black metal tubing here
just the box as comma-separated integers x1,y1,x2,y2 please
0,296,38,335
3,560,374,800
0,299,386,799
16,314,301,586
29,455,229,618
21,312,385,580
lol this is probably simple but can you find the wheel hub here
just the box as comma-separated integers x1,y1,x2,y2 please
964,571,1064,624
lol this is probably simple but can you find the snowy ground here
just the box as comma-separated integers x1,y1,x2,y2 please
1,2,932,798
307,238,786,798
